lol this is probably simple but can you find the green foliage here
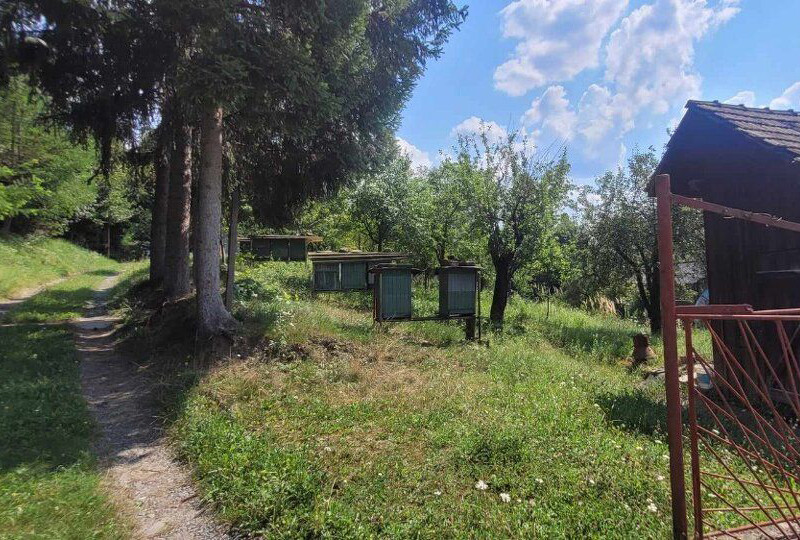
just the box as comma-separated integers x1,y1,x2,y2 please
574,147,705,331
0,236,111,298
0,78,98,234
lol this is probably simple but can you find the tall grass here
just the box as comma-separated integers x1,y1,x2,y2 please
0,236,114,298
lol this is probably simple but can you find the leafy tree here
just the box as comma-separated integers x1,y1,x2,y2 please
348,155,413,252
0,77,97,234
456,128,572,326
577,147,705,332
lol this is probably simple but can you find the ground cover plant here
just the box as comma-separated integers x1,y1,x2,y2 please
0,236,116,298
2,260,147,324
165,261,752,538
0,257,144,538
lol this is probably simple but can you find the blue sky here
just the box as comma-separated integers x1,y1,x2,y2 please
395,0,800,184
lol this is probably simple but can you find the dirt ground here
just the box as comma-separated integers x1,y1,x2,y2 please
76,275,230,539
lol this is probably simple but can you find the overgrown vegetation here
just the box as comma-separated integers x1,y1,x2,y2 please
133,261,724,537
0,251,143,538
0,236,115,298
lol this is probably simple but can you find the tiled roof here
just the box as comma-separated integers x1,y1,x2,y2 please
687,100,800,162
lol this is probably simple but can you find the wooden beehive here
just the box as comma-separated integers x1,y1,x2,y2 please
438,263,480,318
309,252,409,292
371,264,416,320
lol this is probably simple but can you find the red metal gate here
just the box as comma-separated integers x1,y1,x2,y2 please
657,174,800,539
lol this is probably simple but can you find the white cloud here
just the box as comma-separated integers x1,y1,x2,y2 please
450,116,509,145
519,0,740,167
521,86,576,141
604,0,740,115
521,84,632,162
769,82,800,110
396,137,432,170
724,90,756,107
494,0,629,96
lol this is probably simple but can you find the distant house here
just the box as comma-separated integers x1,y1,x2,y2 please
239,234,322,262
656,100,800,381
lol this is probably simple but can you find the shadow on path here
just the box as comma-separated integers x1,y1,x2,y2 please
76,275,231,539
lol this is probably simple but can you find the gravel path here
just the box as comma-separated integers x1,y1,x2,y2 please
76,275,231,539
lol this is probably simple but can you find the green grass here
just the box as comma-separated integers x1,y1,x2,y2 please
0,325,127,539
0,258,145,538
168,261,758,538
2,261,147,324
0,236,115,299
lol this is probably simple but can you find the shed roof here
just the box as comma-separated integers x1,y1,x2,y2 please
309,251,408,263
683,100,800,162
241,234,323,243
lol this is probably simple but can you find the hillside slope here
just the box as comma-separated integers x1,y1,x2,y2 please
0,236,113,298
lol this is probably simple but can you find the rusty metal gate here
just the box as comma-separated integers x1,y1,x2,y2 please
657,174,800,538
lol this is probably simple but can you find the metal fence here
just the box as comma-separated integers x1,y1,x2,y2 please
657,174,800,538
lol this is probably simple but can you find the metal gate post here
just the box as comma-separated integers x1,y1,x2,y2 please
656,174,689,539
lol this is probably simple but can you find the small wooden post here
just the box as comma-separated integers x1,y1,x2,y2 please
465,317,476,340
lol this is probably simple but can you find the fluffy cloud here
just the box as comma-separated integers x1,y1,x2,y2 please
396,137,432,170
770,82,800,110
604,0,740,115
518,0,740,165
724,90,756,107
494,0,629,96
521,84,632,161
450,116,510,145
521,86,576,141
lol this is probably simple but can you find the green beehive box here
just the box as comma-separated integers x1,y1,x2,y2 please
341,261,368,290
438,264,479,317
314,263,340,291
374,265,414,320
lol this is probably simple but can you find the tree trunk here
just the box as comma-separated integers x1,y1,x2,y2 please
149,124,171,285
195,104,237,338
164,119,193,300
224,186,240,310
106,223,112,257
489,258,511,327
2,217,12,235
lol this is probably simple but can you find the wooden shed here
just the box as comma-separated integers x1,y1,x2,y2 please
239,234,322,261
309,252,408,292
655,100,800,384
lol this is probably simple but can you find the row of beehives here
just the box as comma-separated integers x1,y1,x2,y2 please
310,254,480,321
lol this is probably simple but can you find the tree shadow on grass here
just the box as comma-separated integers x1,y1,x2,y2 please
87,269,118,277
3,287,96,323
0,325,91,471
596,387,668,436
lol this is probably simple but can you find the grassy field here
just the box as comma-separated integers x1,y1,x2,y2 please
0,243,143,539
0,236,116,299
162,261,753,538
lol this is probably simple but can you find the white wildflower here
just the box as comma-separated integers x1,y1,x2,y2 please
648,502,658,513
500,493,511,503
475,480,489,491
323,446,332,453
434,490,442,496
656,475,665,481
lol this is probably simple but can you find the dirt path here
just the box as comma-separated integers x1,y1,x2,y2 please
76,274,231,539
0,276,68,317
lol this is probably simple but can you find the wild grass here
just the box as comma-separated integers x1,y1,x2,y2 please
2,260,146,324
0,325,127,539
168,261,759,538
0,236,114,298
0,259,146,538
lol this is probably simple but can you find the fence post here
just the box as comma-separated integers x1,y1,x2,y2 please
656,173,688,539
